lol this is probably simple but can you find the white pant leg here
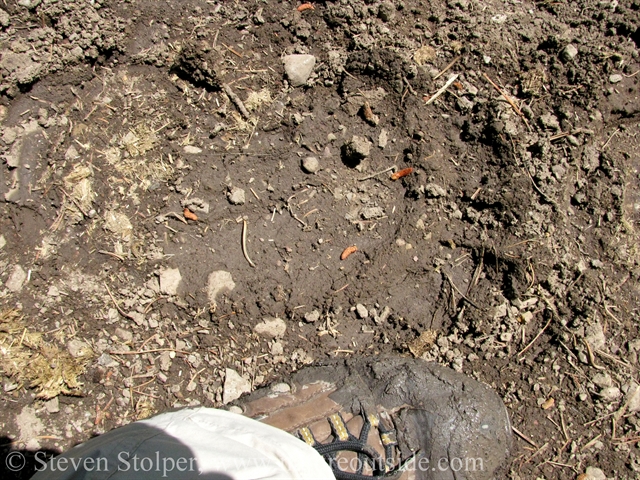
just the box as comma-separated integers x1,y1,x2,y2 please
31,407,336,480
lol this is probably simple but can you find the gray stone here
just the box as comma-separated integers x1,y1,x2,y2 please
356,304,369,319
561,44,578,62
115,327,133,343
283,54,316,87
97,353,118,368
207,270,235,304
159,268,182,295
582,467,606,480
425,183,447,198
44,397,59,414
6,264,26,292
378,129,388,148
67,339,91,358
271,382,291,394
592,372,612,388
0,9,10,28
304,310,321,323
342,135,372,165
223,368,251,404
183,145,202,154
609,74,623,84
227,186,246,205
301,156,319,174
585,321,606,350
254,317,286,339
599,386,621,402
159,351,172,371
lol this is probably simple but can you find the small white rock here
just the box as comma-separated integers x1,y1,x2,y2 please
0,235,5,249
67,339,91,358
355,304,369,319
271,382,291,394
223,368,251,404
159,268,182,295
283,54,316,87
6,265,27,292
599,386,621,402
562,44,578,61
378,129,388,148
44,397,59,414
183,145,202,154
582,466,607,480
97,353,118,368
304,310,321,323
227,187,246,205
254,317,287,339
609,74,623,84
301,156,319,174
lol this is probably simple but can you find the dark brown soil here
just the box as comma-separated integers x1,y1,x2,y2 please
1,0,639,478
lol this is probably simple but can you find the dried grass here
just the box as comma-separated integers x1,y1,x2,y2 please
0,308,92,399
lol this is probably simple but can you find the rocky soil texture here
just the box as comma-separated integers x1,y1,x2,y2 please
0,0,639,479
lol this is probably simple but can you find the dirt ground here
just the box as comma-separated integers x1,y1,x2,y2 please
0,0,639,478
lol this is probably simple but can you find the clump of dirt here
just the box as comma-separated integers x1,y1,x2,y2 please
0,0,639,479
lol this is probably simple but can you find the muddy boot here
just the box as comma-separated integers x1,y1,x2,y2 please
232,357,511,480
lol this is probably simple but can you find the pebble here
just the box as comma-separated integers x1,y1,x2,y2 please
591,372,612,388
609,73,623,84
159,351,172,371
283,54,316,87
183,145,202,154
115,327,133,343
581,467,607,480
561,44,578,62
0,9,10,28
44,397,59,414
271,341,284,355
159,268,182,296
585,321,606,350
223,368,251,404
0,234,5,249
424,183,447,198
599,386,621,402
304,310,320,323
97,353,118,368
271,382,291,394
254,317,286,339
6,265,27,292
227,186,246,205
355,304,369,319
378,129,388,148
301,156,319,174
624,383,640,413
207,270,236,304
67,339,91,358
342,135,372,165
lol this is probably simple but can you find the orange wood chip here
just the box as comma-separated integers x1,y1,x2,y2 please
183,208,198,221
340,245,357,260
297,3,314,11
391,167,414,180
